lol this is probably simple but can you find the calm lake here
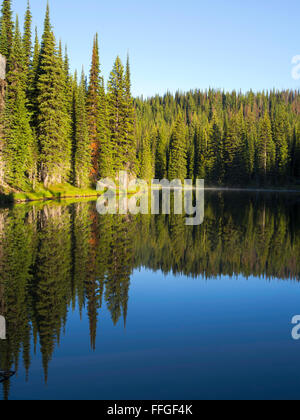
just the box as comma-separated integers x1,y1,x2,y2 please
0,191,300,400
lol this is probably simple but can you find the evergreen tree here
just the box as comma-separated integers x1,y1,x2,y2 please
155,129,167,179
273,105,289,180
23,0,32,72
107,56,128,174
4,84,34,189
0,0,13,59
36,5,71,186
140,133,153,180
27,27,39,119
74,70,91,188
258,112,275,183
7,16,25,102
168,112,187,181
0,16,8,57
4,16,35,189
87,34,111,180
124,55,136,174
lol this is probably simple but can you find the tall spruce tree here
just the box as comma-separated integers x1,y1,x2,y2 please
107,56,136,175
0,0,13,59
23,0,32,72
27,26,39,119
74,70,91,188
168,112,187,181
4,17,34,189
258,112,275,183
124,55,136,174
36,5,71,186
140,133,153,180
87,34,111,180
107,56,126,174
273,105,289,180
0,16,8,56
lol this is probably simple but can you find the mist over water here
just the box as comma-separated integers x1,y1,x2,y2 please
0,191,299,400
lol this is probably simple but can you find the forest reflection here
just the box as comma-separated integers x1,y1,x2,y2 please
0,192,299,399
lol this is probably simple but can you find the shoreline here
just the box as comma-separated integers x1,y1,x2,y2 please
1,185,299,204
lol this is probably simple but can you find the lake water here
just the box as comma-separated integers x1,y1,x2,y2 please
0,191,300,400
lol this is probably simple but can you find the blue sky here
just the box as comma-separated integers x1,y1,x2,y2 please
12,0,300,97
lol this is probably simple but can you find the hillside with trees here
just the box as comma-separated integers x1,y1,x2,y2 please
0,1,299,198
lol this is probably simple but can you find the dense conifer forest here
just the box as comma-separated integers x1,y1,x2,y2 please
0,1,300,196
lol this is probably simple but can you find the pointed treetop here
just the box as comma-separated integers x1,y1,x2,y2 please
23,0,32,65
42,2,52,41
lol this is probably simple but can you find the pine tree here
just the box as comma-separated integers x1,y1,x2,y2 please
155,129,167,179
140,133,153,180
124,55,136,174
74,70,91,188
257,112,275,183
4,84,34,189
4,16,35,189
107,56,128,174
0,16,8,56
7,16,25,102
273,105,289,180
0,0,13,59
36,5,71,186
87,35,111,180
168,112,187,181
27,26,39,119
23,0,32,72
209,114,224,184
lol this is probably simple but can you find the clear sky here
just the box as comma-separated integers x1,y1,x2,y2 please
12,0,300,97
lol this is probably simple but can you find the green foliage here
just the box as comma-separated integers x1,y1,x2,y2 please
1,1,300,195
87,34,112,181
23,0,32,72
168,112,187,181
36,5,71,186
4,17,35,189
74,71,91,188
107,56,136,176
0,0,13,58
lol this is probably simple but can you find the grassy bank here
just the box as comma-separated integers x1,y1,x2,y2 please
0,183,101,203
1,182,299,205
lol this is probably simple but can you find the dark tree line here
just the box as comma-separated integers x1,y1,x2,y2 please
136,90,300,186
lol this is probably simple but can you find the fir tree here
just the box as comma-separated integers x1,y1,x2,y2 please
258,112,275,183
0,16,8,56
168,112,187,181
0,0,13,59
124,55,136,174
74,70,91,188
23,0,32,72
36,5,71,186
140,133,153,180
273,105,289,180
107,56,128,174
27,26,39,119
4,85,34,189
4,16,35,189
87,34,111,180
155,129,167,179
